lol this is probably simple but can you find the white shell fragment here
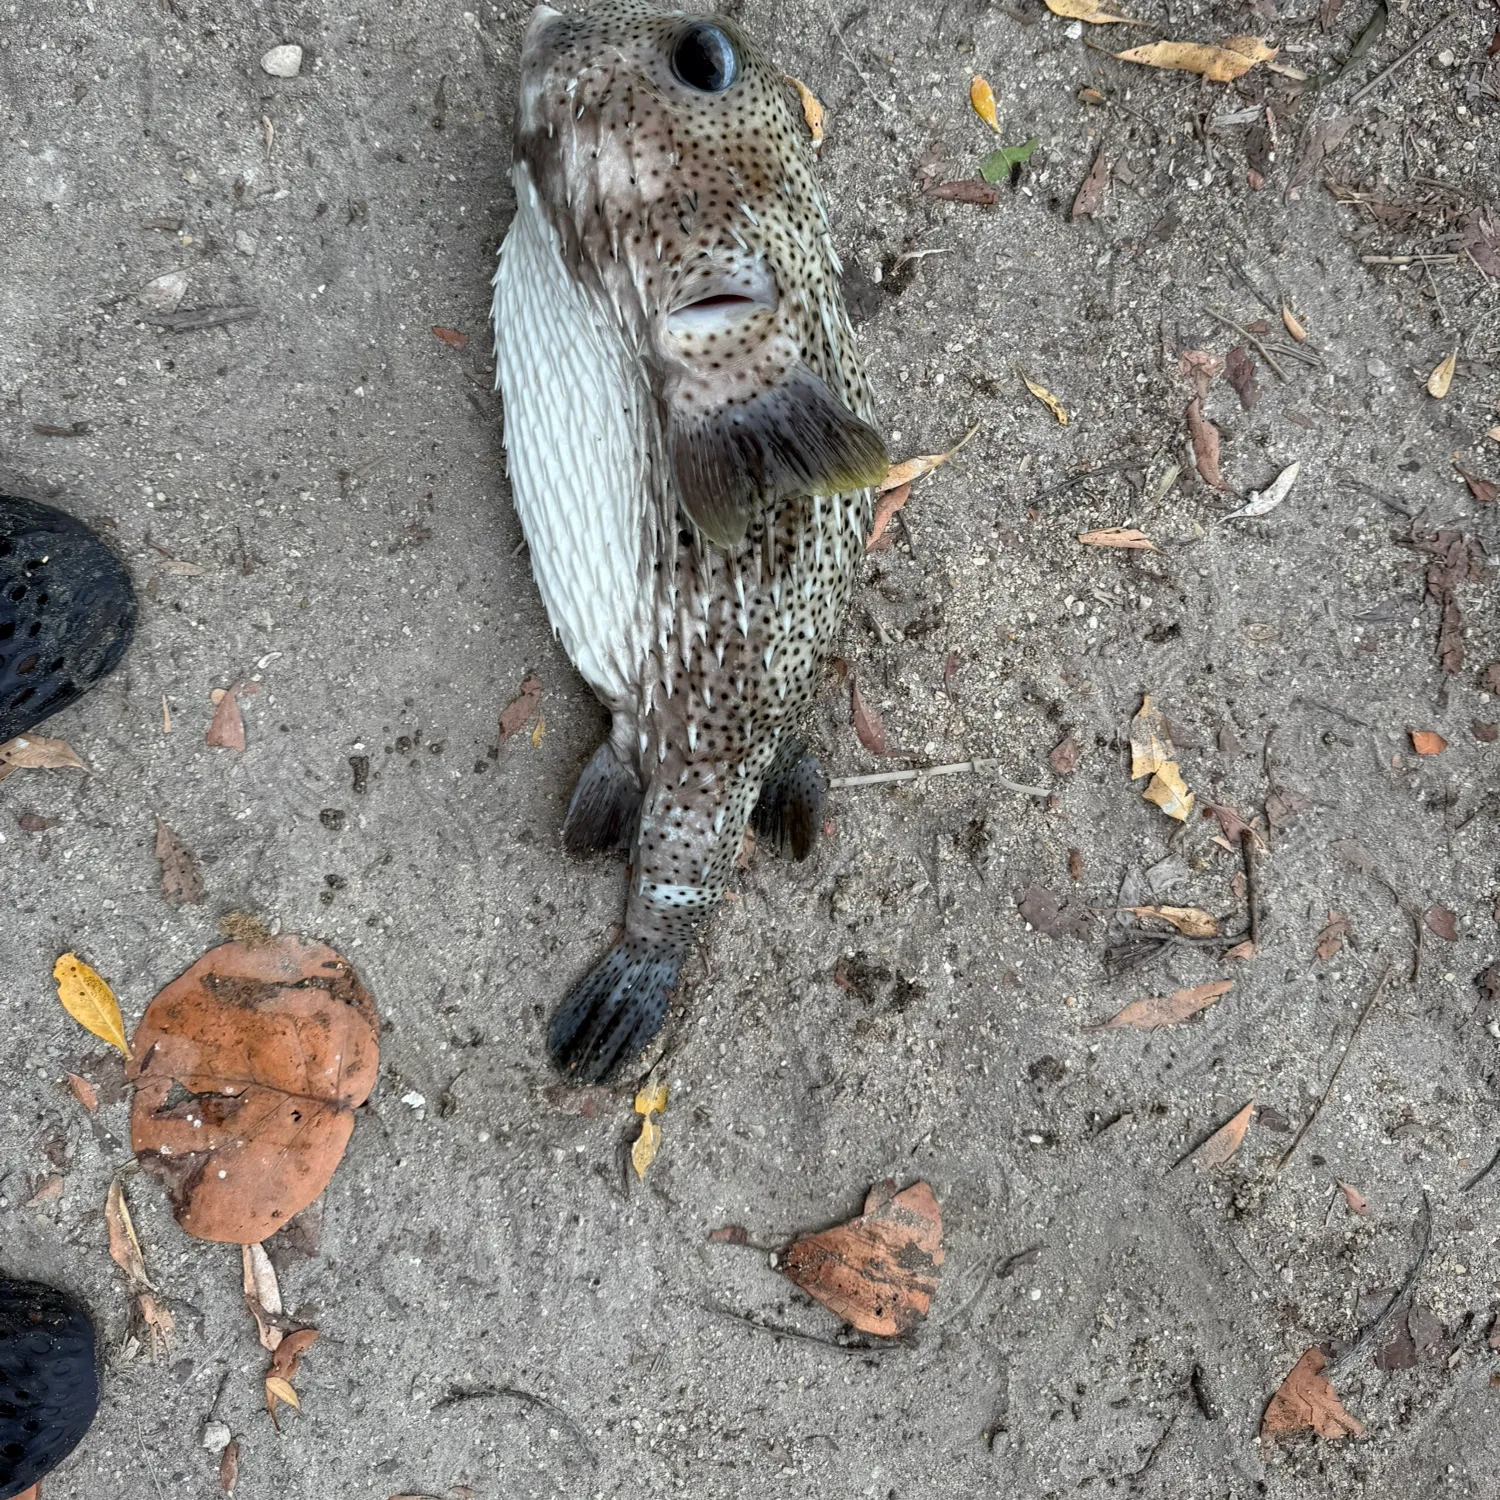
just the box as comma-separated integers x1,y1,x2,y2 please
260,44,303,78
137,269,188,313
1226,460,1300,520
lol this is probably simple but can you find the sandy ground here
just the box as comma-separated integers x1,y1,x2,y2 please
2,0,1499,1496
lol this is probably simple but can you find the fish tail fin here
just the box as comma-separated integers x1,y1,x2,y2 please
752,736,826,860
547,939,681,1083
562,739,642,854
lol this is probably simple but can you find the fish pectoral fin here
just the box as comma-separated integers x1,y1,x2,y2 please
669,364,887,548
751,737,827,861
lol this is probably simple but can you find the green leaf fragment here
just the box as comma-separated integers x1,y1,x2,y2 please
978,137,1040,184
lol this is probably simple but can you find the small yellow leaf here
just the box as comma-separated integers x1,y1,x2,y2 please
969,76,999,132
1427,350,1456,399
264,1375,301,1412
1143,763,1194,821
631,1082,669,1179
530,713,546,750
1077,527,1158,551
1281,304,1307,342
1044,0,1141,21
1124,905,1219,938
54,953,130,1057
880,423,979,491
786,75,824,153
1021,373,1069,424
1128,695,1174,779
1114,36,1276,83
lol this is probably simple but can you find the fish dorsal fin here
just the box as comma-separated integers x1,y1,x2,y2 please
668,363,887,548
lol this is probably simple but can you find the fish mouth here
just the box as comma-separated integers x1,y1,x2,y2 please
666,265,777,338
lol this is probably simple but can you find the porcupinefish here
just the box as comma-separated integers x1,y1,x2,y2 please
491,0,886,1082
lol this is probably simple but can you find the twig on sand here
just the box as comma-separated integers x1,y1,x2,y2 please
1240,828,1259,949
1350,12,1457,107
1461,1141,1500,1194
1276,966,1390,1173
705,1300,891,1355
1200,306,1289,381
1361,253,1463,267
829,760,1049,796
1330,1192,1432,1372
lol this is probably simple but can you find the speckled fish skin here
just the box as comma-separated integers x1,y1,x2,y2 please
492,0,886,1082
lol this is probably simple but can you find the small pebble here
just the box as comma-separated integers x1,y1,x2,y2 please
400,1091,426,1110
233,229,259,258
201,1420,232,1454
260,44,303,78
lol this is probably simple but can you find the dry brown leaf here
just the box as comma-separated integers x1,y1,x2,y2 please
1454,463,1498,505
1261,1347,1366,1440
880,426,978,490
1115,35,1276,82
205,682,249,751
1186,397,1230,490
1021,373,1069,424
0,734,87,785
1179,349,1221,397
65,1071,99,1112
786,75,824,152
128,937,379,1243
242,1242,284,1352
1223,939,1256,960
851,680,889,756
1128,695,1174,779
1124,905,1218,937
1281,305,1308,342
707,1224,750,1245
530,713,546,749
782,1180,943,1336
25,1173,64,1207
1067,847,1084,881
431,326,467,348
1427,350,1456,400
270,1326,318,1383
498,673,542,742
969,75,999,132
1338,1182,1368,1216
631,1082,669,1180
923,179,1003,205
1314,912,1351,963
865,482,912,551
54,952,131,1057
1072,149,1109,218
1192,1100,1254,1167
1077,527,1157,551
154,818,206,906
1091,980,1232,1031
1424,905,1458,942
106,1176,175,1356
1048,735,1080,774
219,1439,240,1494
1045,0,1141,21
1144,762,1194,821
1409,729,1448,755
1225,345,1259,410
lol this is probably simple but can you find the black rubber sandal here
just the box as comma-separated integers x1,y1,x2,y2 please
0,1277,99,1499
0,496,137,745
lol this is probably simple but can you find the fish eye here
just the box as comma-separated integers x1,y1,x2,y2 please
671,23,737,93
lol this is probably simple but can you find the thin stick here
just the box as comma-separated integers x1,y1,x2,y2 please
1275,967,1390,1173
1240,828,1259,949
829,759,1048,796
705,1300,889,1355
1200,306,1289,382
1350,12,1457,106
1330,1192,1432,1371
1361,253,1463,267
1461,1141,1500,1193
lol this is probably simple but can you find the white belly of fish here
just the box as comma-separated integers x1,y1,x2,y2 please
491,161,653,709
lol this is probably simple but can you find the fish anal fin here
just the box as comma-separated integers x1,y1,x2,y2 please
562,740,643,854
751,737,826,861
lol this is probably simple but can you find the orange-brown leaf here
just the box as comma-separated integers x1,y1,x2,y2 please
1192,1099,1254,1167
1338,1182,1368,1216
128,937,379,1243
498,673,542,742
65,1071,99,1112
866,482,912,551
1186,397,1230,490
1091,980,1232,1031
1409,729,1448,755
1261,1347,1366,1440
1314,912,1350,963
1123,905,1218,937
205,683,247,751
851,680,888,756
1077,527,1157,551
781,1180,943,1336
431,326,468,347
